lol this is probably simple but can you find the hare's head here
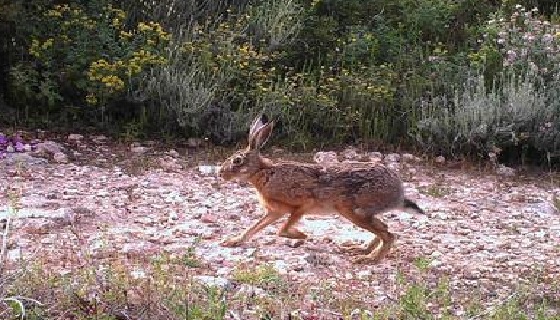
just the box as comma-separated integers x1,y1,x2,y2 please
219,114,274,181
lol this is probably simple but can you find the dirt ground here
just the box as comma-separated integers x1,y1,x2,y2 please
1,133,559,317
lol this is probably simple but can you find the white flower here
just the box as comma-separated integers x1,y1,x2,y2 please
507,50,517,61
529,61,538,71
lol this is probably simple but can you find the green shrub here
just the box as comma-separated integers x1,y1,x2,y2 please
8,2,170,119
416,6,560,162
134,0,304,141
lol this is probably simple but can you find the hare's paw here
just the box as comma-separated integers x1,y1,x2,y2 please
339,242,369,255
352,247,389,264
352,254,382,264
221,236,245,247
278,228,308,240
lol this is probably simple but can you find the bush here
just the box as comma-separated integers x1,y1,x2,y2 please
416,5,560,163
8,1,170,123
133,0,305,142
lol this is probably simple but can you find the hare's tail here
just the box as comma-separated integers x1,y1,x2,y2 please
403,198,425,214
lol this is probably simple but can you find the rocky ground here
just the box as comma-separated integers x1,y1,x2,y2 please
1,132,560,318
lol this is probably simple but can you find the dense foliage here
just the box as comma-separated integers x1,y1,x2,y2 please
1,0,559,164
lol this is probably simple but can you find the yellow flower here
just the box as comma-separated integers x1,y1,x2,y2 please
85,94,97,104
120,30,132,39
41,39,54,50
45,10,62,17
138,22,151,32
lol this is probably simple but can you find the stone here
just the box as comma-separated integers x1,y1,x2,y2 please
2,153,47,166
342,147,360,161
187,137,207,148
192,275,230,288
313,151,338,164
53,152,68,163
201,214,218,224
435,156,446,164
131,146,147,154
168,149,180,158
496,164,515,177
67,133,84,141
92,135,108,144
402,153,415,162
385,153,401,163
34,141,63,156
198,165,218,175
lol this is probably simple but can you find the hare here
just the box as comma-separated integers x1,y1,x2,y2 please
218,114,424,264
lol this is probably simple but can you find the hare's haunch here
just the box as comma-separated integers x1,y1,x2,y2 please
218,114,424,264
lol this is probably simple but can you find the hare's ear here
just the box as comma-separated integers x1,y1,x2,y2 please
248,114,269,138
249,120,274,150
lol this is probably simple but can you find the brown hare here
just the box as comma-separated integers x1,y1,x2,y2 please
218,114,424,264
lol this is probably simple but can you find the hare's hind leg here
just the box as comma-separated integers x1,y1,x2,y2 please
338,208,395,264
352,216,395,264
340,237,381,255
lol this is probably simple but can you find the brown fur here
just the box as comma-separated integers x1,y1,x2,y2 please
218,115,424,264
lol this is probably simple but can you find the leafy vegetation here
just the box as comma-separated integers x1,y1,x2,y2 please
1,0,560,162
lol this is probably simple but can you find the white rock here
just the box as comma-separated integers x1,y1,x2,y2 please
53,152,68,163
7,249,21,261
92,135,108,143
193,275,230,288
168,149,180,157
496,164,515,177
402,153,415,162
67,133,84,141
130,268,147,279
435,156,446,164
198,165,219,175
430,251,443,258
368,152,383,159
351,309,373,318
236,284,267,298
35,141,63,155
131,146,147,154
342,147,360,160
385,153,400,163
313,151,338,164
187,137,206,148
192,207,208,216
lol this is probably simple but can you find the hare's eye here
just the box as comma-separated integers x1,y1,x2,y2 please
232,156,243,165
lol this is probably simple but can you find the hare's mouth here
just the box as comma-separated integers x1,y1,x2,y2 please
220,171,252,183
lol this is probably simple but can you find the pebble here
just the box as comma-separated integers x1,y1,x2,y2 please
192,275,230,288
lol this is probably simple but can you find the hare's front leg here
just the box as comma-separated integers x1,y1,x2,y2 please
221,210,283,247
277,210,308,239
